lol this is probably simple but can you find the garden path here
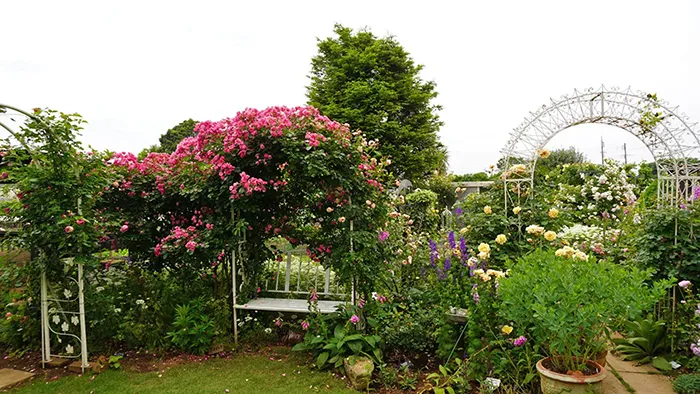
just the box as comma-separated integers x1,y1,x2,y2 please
604,353,675,393
0,369,33,390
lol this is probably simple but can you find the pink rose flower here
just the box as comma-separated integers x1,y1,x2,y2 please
64,226,74,233
679,280,692,289
76,219,85,225
120,224,129,233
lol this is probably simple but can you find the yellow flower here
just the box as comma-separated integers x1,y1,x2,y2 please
525,225,545,236
501,325,513,335
477,251,490,260
573,251,589,261
544,231,557,242
548,208,559,218
459,227,468,234
473,269,485,275
561,239,569,246
512,206,522,215
495,234,507,245
478,243,491,254
538,149,551,159
338,217,346,223
483,206,492,215
479,273,491,282
326,207,334,213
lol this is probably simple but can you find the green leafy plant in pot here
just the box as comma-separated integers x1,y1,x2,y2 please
499,248,668,394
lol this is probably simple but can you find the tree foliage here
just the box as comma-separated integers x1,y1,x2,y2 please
159,119,198,153
306,24,444,181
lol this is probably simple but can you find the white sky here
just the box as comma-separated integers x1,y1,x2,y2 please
2,0,700,173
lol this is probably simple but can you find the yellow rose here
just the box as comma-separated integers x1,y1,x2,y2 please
512,206,522,215
495,234,507,245
573,251,589,261
473,269,485,275
539,149,551,159
478,243,491,253
561,239,569,246
479,273,491,282
483,206,492,215
548,208,559,218
544,231,557,242
501,325,513,335
477,251,490,260
459,227,468,234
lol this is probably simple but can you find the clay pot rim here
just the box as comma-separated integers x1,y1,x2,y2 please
536,357,607,384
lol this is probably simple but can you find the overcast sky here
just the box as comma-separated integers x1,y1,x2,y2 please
2,0,700,173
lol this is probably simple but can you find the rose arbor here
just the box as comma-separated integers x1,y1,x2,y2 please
105,106,389,340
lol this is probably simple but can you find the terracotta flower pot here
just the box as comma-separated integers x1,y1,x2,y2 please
536,357,607,394
595,350,608,367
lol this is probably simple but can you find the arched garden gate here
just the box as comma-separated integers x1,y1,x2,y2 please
501,86,700,209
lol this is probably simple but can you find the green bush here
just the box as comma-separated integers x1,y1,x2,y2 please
403,189,440,234
500,249,668,372
633,206,700,285
674,374,700,394
166,299,215,355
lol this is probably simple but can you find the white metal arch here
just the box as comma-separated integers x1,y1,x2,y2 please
501,86,700,209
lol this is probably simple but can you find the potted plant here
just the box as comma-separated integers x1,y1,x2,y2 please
499,248,668,394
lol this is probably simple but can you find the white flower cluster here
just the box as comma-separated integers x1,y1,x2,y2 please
570,160,637,222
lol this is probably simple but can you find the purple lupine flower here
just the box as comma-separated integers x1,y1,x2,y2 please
444,257,451,272
455,207,463,217
378,231,389,242
421,267,426,277
473,292,480,304
513,336,527,347
448,231,456,249
459,237,468,261
429,239,438,267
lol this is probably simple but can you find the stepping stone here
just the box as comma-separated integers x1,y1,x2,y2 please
68,361,90,374
0,368,34,389
45,357,71,368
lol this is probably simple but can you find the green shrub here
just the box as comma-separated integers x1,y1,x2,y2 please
500,249,669,372
403,189,439,234
674,374,700,394
166,299,215,355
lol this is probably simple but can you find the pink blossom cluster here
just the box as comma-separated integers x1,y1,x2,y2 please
229,172,268,199
305,132,327,147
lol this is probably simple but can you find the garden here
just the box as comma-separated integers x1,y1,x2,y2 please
2,28,700,394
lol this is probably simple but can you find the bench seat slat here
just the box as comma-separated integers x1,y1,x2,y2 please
234,298,343,314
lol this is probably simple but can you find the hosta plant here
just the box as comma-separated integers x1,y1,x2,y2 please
613,315,669,365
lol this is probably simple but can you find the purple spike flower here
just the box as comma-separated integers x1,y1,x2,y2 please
448,231,456,249
454,207,463,217
429,239,438,267
459,237,468,261
444,257,451,272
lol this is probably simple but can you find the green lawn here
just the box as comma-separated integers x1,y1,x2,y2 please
11,348,358,394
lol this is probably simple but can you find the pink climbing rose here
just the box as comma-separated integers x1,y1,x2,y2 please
185,240,197,252
64,226,74,233
120,224,129,233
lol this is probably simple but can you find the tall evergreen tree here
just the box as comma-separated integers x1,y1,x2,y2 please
307,24,445,181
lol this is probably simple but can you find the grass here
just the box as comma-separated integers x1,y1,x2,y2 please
10,348,358,394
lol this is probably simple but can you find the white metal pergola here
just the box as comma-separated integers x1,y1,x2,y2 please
501,86,700,209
